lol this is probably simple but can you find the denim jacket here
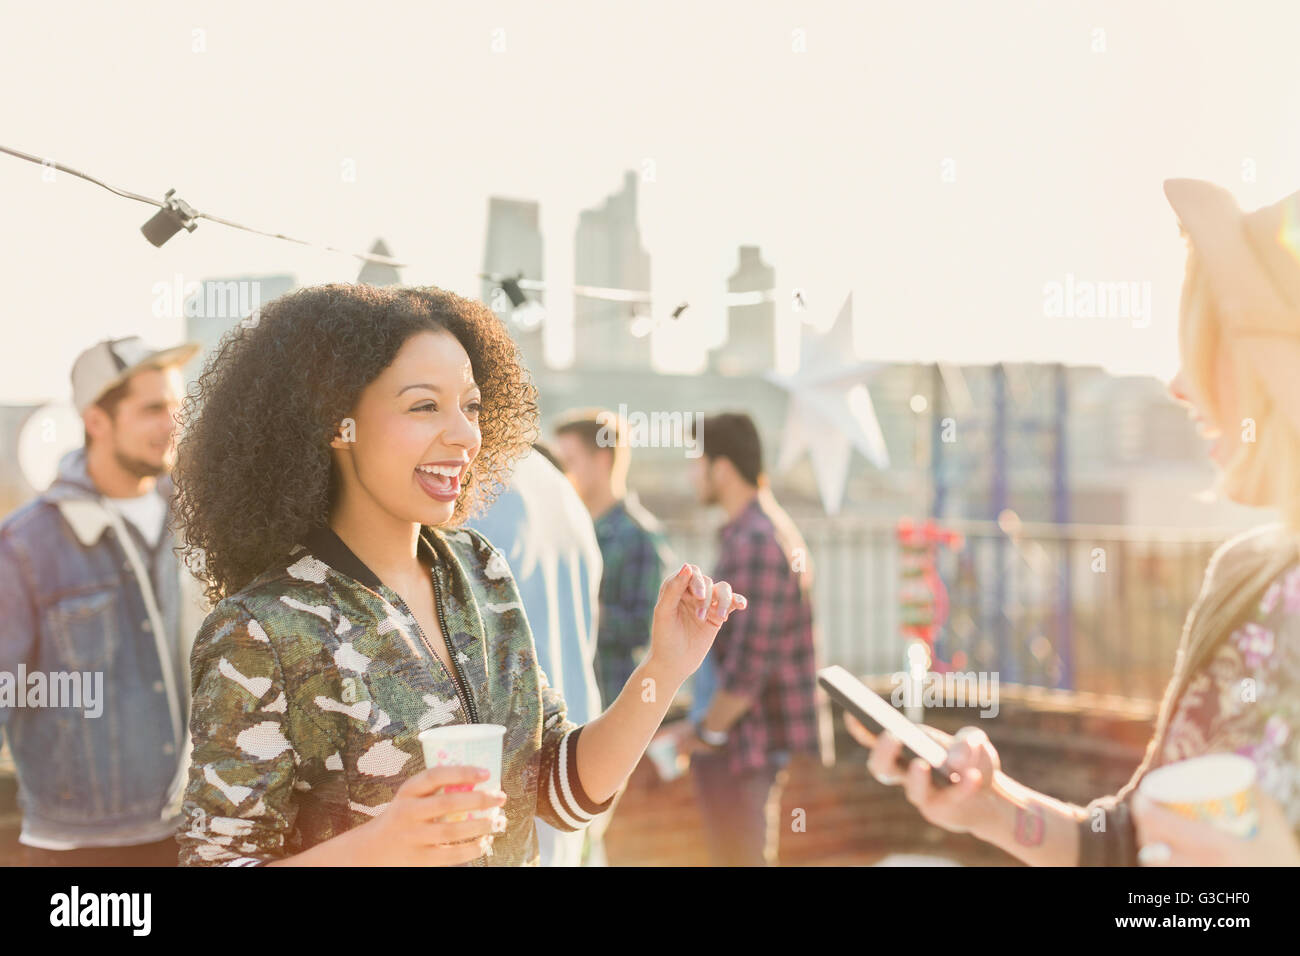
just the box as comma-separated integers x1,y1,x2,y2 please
0,447,206,848
177,523,615,866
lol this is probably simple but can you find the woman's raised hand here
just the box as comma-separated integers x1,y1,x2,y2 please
648,562,747,683
353,765,506,866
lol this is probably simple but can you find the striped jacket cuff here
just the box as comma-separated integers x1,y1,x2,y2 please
546,725,616,831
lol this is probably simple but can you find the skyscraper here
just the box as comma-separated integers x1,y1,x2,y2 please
573,171,651,369
482,197,545,376
711,245,776,376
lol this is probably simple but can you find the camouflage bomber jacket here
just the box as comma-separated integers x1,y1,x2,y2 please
176,522,614,866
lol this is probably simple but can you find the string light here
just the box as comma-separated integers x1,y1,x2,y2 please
0,143,406,266
4,143,799,336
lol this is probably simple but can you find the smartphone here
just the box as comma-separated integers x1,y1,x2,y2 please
818,665,955,788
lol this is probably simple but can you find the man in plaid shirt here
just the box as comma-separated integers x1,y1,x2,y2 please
682,412,820,866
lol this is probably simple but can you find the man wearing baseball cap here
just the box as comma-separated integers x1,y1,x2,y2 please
0,335,208,866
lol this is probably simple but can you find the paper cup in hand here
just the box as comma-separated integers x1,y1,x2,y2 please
1138,753,1260,838
418,724,506,823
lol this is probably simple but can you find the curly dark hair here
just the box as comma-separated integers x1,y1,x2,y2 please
173,282,539,605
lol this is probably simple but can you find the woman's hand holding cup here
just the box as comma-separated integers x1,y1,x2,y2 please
354,765,505,866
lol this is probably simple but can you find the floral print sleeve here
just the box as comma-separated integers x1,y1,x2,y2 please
1159,563,1300,834
177,598,308,866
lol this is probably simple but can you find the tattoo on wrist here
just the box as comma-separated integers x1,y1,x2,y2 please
1014,804,1045,846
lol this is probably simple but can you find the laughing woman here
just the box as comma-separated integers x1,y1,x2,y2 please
172,283,745,866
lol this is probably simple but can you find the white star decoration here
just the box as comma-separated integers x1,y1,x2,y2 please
763,292,889,515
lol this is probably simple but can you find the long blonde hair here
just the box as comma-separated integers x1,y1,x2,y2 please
1179,242,1300,529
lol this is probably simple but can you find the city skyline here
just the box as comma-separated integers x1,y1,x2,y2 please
4,2,1300,404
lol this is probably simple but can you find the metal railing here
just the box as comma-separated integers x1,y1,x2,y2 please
660,516,1229,702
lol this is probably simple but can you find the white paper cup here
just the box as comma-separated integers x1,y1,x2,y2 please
418,723,506,822
1138,753,1259,838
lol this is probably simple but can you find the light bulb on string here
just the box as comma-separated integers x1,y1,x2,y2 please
511,299,547,332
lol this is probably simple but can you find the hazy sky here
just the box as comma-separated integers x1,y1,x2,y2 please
2,0,1298,405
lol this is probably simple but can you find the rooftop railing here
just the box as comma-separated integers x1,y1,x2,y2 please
660,516,1230,702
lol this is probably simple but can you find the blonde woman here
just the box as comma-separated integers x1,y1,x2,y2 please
848,179,1300,866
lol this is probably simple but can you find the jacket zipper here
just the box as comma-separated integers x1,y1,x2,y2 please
398,565,478,724
407,564,486,866
435,566,480,723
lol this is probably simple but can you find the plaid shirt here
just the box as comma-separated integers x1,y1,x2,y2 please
710,495,819,774
592,494,672,708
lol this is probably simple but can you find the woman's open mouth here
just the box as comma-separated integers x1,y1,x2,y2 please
415,462,464,502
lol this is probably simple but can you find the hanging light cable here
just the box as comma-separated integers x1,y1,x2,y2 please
0,143,407,266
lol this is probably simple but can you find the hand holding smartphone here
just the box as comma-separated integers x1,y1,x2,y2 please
818,665,957,788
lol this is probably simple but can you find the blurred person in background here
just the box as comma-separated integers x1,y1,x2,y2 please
465,441,605,865
676,411,821,866
553,409,674,713
848,179,1300,867
0,336,205,866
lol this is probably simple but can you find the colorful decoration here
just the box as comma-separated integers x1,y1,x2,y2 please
896,517,963,671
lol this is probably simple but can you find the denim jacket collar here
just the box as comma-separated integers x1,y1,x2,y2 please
45,446,175,547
